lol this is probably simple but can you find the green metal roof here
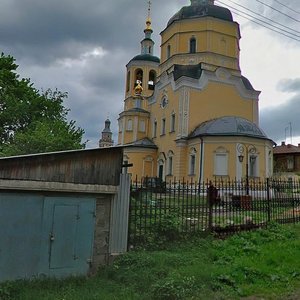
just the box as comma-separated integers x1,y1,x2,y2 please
130,54,160,64
167,4,233,27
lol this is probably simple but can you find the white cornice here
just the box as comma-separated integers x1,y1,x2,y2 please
154,67,260,101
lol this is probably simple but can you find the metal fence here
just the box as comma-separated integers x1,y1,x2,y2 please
128,178,300,247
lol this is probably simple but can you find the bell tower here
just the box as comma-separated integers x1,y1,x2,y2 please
99,118,114,148
118,1,159,145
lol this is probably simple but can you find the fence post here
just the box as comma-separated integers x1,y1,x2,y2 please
292,180,296,224
207,181,214,232
267,178,271,224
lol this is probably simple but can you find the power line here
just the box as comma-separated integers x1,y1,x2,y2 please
216,1,300,42
273,0,300,15
224,0,300,35
217,0,300,40
254,0,300,23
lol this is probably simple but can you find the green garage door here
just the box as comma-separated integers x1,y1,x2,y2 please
0,194,96,281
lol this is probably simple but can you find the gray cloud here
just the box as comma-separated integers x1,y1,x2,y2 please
277,78,300,93
260,92,300,143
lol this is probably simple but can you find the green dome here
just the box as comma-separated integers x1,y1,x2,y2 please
130,54,160,64
167,4,233,27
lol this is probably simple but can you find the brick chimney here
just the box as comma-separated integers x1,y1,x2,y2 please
281,141,286,146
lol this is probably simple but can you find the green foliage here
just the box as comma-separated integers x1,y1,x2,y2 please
152,211,181,241
3,224,300,299
152,276,197,300
0,281,19,300
211,223,300,298
0,53,85,156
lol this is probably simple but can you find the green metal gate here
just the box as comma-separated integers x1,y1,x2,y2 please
0,194,96,281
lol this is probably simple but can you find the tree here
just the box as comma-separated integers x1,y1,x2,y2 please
0,53,85,156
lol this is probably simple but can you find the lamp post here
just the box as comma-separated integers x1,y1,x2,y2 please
237,143,257,195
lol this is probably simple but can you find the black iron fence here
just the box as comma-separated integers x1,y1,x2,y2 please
128,178,300,247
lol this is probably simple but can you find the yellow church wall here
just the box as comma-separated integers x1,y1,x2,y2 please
123,148,158,179
188,82,258,130
200,137,273,181
160,18,240,65
162,31,238,60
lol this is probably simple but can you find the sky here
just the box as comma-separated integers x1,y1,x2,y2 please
0,0,299,148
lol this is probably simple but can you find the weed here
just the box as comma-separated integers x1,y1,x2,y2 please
0,281,19,300
152,275,197,300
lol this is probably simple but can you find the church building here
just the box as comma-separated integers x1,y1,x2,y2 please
117,0,274,182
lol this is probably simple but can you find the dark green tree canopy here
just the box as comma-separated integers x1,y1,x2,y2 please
0,53,85,156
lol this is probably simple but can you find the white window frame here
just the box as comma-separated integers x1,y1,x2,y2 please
127,119,133,131
139,120,145,132
214,153,228,176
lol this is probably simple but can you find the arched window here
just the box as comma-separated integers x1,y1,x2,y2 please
190,37,196,54
220,37,227,55
126,71,131,92
118,119,123,132
153,119,157,138
167,45,171,59
170,112,176,133
214,147,228,176
167,150,174,176
249,155,258,177
148,70,156,90
148,46,152,54
127,119,133,131
161,118,166,135
189,148,197,175
139,120,146,132
135,69,143,87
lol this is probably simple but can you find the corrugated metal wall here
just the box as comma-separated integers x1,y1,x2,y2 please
109,174,131,254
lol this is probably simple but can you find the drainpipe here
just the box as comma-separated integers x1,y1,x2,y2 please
199,137,204,187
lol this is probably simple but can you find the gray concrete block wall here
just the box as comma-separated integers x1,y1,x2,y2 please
90,196,112,274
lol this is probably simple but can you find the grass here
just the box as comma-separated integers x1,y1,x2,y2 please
2,223,300,300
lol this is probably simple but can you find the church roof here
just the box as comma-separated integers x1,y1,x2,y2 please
189,116,270,140
167,4,233,28
126,108,150,114
123,138,158,149
130,54,160,64
172,64,255,91
173,64,203,81
241,76,255,91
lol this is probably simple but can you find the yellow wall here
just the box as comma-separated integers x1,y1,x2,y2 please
123,148,157,179
160,17,240,70
189,82,258,128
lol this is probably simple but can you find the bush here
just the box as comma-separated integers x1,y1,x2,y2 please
152,211,181,241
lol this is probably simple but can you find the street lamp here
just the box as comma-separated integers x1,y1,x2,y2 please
237,143,257,195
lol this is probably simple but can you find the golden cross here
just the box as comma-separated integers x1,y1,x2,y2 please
147,0,152,18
